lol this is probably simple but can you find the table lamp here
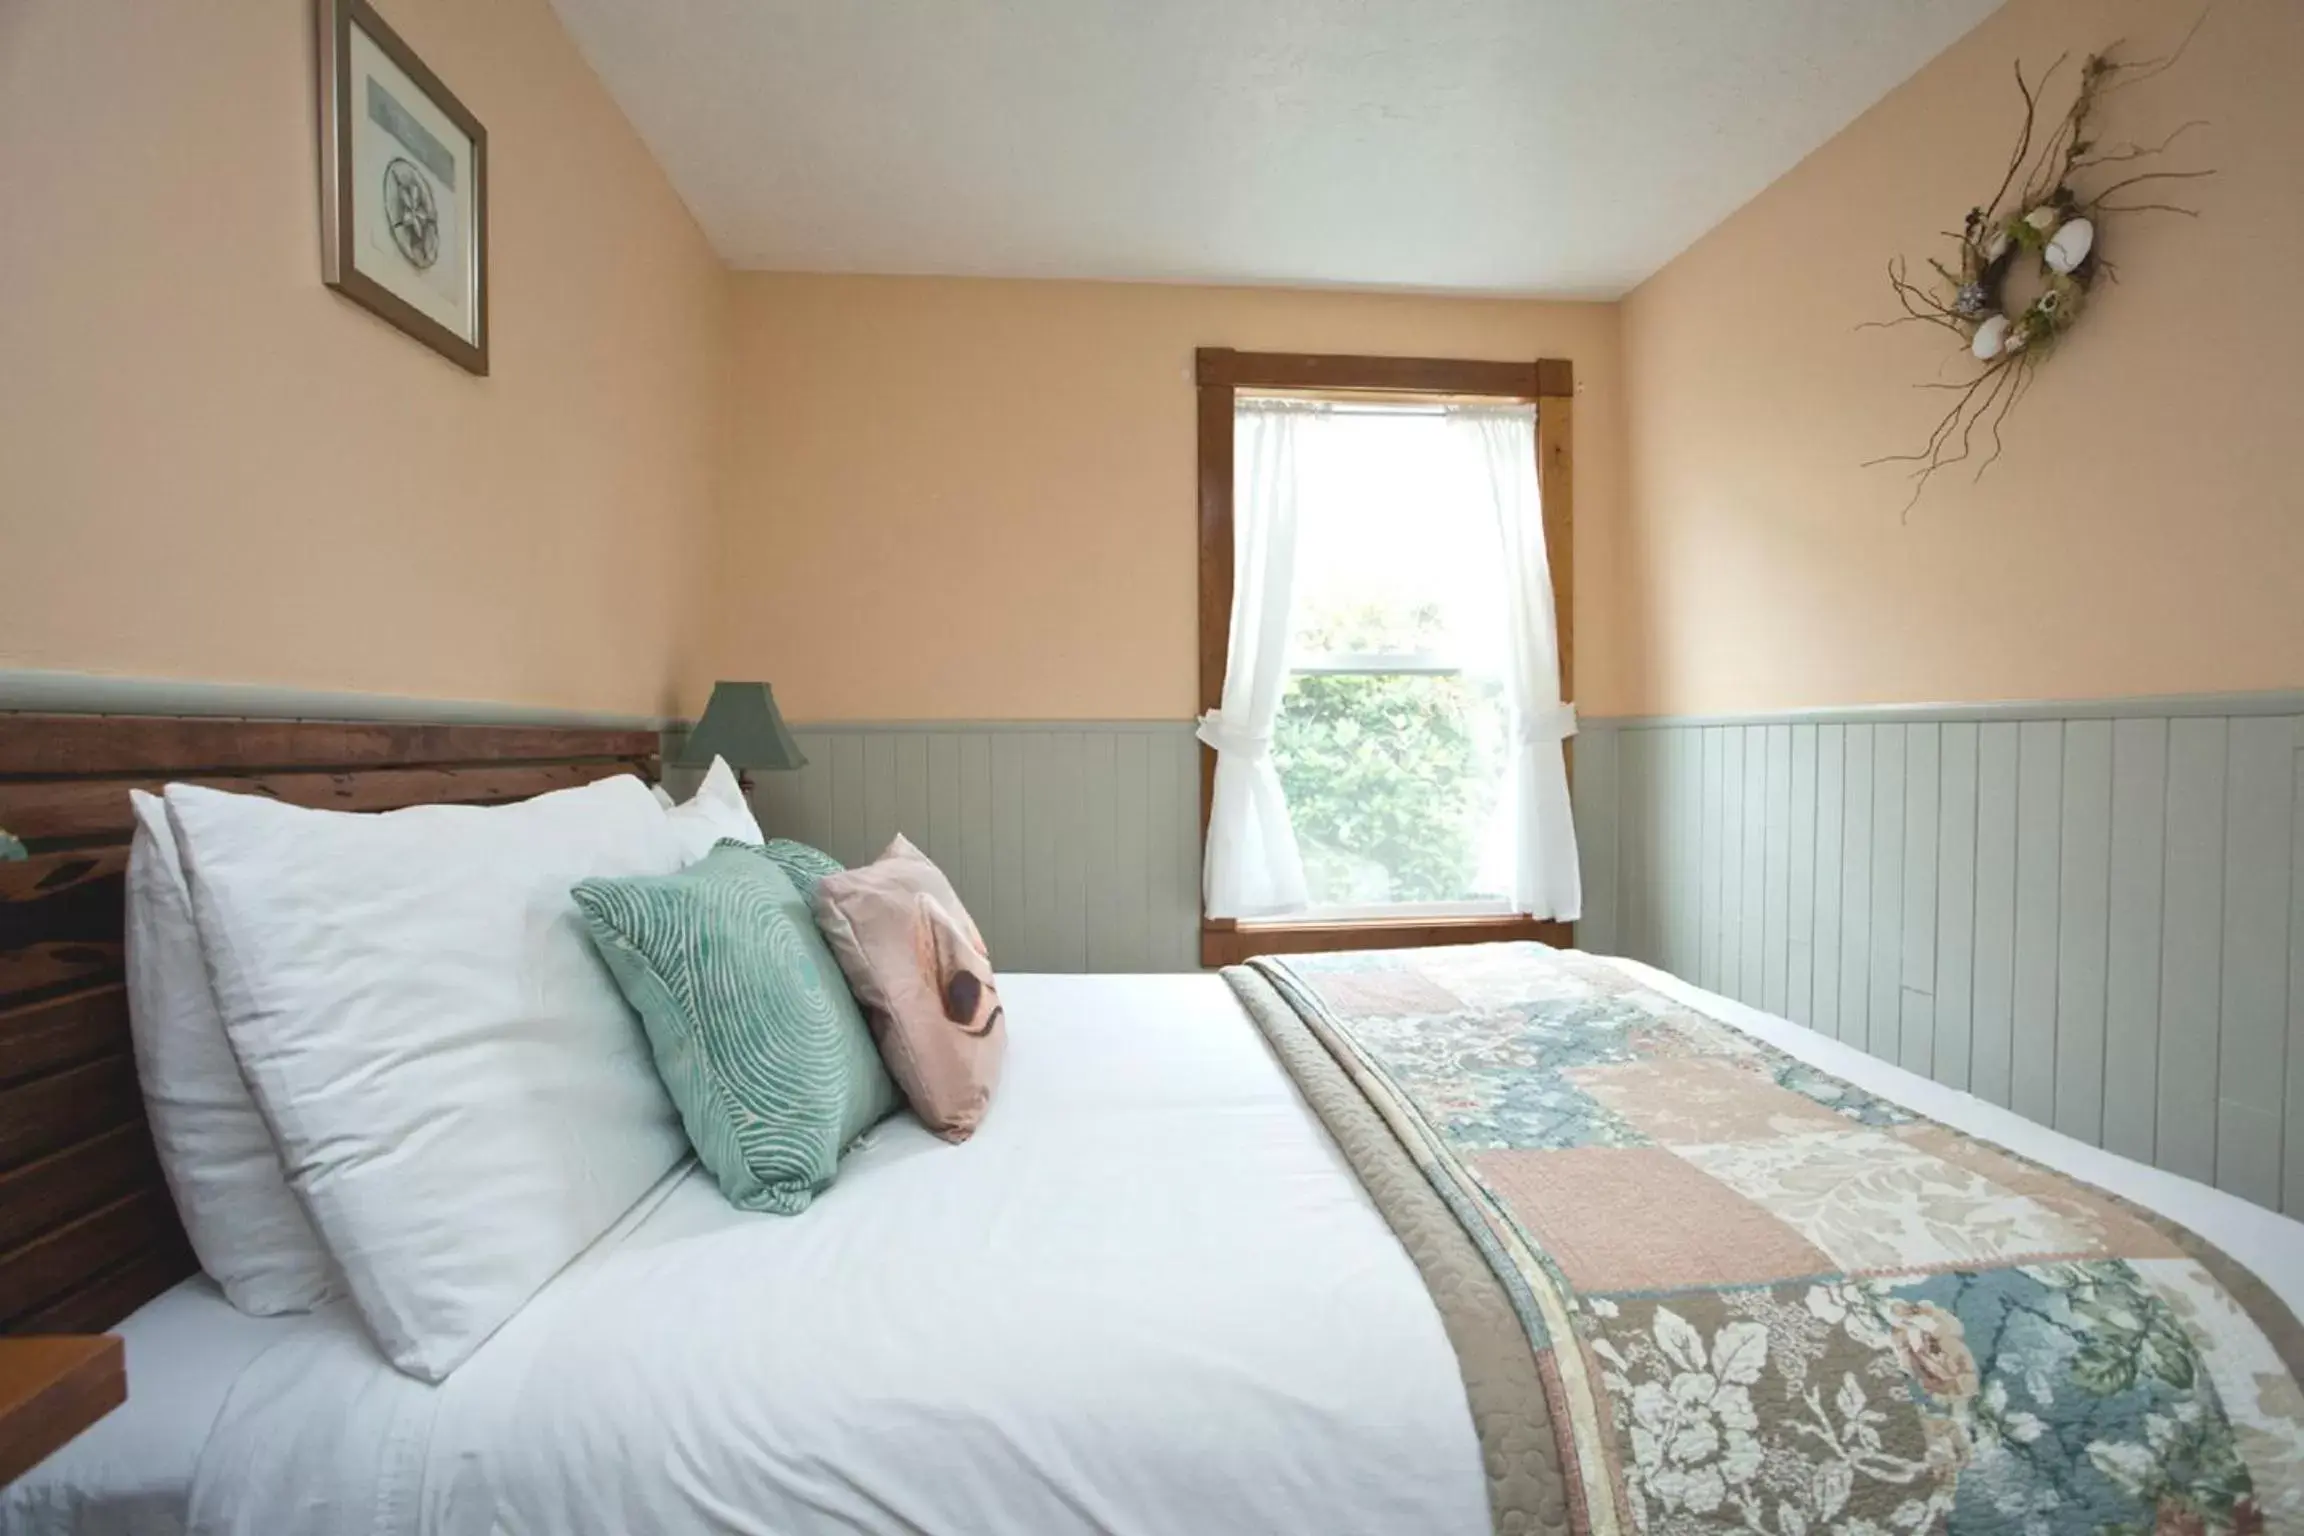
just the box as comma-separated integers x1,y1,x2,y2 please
677,681,807,790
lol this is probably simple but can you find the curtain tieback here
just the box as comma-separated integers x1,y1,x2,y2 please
1514,702,1578,747
1196,710,1272,758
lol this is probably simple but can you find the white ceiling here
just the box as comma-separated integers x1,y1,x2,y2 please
549,0,2001,298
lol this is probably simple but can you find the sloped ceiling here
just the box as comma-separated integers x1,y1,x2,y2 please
551,0,2003,297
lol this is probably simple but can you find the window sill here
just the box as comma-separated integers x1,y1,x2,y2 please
1247,900,1516,924
1200,914,1570,969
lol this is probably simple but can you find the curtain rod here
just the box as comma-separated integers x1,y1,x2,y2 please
1238,388,1535,415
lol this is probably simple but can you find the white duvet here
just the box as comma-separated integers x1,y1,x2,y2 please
183,973,1491,1536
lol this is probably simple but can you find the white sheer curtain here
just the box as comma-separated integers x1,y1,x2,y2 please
1450,405,1581,920
1198,401,1314,920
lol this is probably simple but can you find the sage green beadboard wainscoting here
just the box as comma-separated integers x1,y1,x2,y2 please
27,670,2294,1207
0,677,1204,976
1573,693,2304,1216
680,722,1205,975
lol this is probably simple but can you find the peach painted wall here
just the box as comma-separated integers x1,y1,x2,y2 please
1621,0,2302,716
0,0,727,718
709,275,1626,721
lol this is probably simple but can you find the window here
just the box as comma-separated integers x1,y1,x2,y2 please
1274,403,1514,916
1195,350,1577,968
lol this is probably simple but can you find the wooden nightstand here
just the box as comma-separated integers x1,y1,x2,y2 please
0,1336,125,1485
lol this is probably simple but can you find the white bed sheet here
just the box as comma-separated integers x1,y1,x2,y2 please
0,1280,306,1536
181,972,1491,1536
23,959,2302,1536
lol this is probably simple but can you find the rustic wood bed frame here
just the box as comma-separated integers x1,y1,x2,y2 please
0,712,659,1335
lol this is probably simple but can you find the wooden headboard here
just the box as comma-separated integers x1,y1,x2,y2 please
0,713,660,1335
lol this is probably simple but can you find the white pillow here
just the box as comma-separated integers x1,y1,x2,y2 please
661,756,764,861
166,773,690,1380
124,792,336,1315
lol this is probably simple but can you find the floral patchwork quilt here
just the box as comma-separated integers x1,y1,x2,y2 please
1241,944,2304,1536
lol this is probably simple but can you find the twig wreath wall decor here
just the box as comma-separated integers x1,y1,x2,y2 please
1865,19,2212,512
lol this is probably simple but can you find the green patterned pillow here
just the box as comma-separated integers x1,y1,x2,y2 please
572,842,897,1214
760,837,844,901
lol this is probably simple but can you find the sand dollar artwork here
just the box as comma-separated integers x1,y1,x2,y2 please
381,157,441,271
319,0,489,373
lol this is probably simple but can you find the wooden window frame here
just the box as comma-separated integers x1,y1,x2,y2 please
1195,348,1575,969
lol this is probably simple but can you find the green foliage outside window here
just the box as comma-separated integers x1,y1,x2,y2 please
1272,603,1502,905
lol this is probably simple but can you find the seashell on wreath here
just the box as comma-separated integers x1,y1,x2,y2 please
1970,314,2012,361
2044,217,2095,275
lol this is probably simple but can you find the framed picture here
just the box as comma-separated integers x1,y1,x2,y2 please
317,0,488,374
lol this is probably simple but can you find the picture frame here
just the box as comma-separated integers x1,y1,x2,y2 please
316,0,489,375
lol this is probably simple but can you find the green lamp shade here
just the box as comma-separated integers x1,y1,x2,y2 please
678,682,807,772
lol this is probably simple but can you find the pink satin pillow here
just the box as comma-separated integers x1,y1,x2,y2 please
812,837,1004,1140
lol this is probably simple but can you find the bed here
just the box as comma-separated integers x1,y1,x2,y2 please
3,712,2300,1536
